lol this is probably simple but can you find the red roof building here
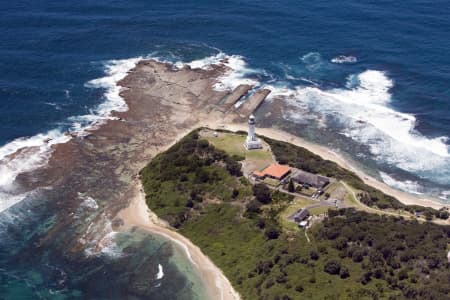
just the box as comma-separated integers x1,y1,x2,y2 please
253,164,291,180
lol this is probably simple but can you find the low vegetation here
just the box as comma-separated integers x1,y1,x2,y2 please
263,136,448,220
140,130,250,228
141,130,450,299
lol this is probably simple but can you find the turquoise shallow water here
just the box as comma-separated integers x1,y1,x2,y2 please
0,192,208,299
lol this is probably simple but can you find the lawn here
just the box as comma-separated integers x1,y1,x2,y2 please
279,197,317,231
204,132,247,157
263,177,280,187
298,187,316,197
309,206,333,216
140,130,450,300
203,131,274,171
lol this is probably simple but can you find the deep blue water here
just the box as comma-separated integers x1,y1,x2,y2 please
2,0,449,144
1,0,450,298
2,0,450,196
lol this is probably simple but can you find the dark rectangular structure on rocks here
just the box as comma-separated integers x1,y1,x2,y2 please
237,89,271,117
217,84,253,112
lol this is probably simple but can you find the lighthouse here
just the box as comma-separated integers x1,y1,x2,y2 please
244,114,262,150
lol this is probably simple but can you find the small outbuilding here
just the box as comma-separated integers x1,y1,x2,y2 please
293,208,310,223
298,220,308,228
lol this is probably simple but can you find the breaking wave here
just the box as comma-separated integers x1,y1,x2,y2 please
379,172,424,195
0,58,141,213
331,55,358,64
164,51,450,195
156,264,164,280
169,53,450,190
175,52,260,91
0,130,70,212
1,49,449,213
278,70,450,184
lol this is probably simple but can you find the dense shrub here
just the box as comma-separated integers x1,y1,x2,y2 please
313,208,450,298
141,131,450,300
265,227,280,240
339,266,350,279
264,136,441,217
310,250,319,260
141,130,246,226
324,260,341,275
231,188,240,199
246,200,262,214
437,209,449,220
253,183,271,204
287,179,295,193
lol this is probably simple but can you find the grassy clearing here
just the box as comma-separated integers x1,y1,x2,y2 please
279,198,315,231
263,177,279,187
141,130,450,300
204,133,247,157
280,198,316,219
263,135,448,221
298,187,316,197
309,206,333,216
204,131,273,171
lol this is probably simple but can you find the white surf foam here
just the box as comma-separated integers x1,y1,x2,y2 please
156,264,164,280
78,193,99,211
0,58,140,213
82,215,122,258
281,70,450,182
379,172,424,195
439,191,450,201
173,52,260,91
331,55,358,64
0,130,70,213
83,57,142,127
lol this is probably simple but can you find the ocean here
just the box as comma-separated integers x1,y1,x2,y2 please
1,0,449,298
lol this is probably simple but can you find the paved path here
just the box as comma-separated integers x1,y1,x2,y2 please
304,228,310,243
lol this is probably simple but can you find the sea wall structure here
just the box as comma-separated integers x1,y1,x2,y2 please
8,59,242,300
4,57,448,300
216,84,253,112
237,88,271,118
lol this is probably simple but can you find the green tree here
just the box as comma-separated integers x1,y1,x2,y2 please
253,183,271,204
340,266,350,279
265,227,280,240
324,260,341,275
310,250,319,260
287,179,295,193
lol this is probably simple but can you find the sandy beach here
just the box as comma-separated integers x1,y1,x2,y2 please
221,123,448,210
112,58,447,298
117,180,240,300
8,58,241,299
11,57,447,299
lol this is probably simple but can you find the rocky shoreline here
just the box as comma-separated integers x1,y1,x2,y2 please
7,57,449,299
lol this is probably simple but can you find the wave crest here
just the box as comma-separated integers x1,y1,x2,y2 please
0,58,140,213
278,69,450,185
331,55,358,64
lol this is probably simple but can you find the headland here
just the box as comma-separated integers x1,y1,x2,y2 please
9,58,449,299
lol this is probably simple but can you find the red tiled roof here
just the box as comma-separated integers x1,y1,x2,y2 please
261,164,291,179
253,171,265,177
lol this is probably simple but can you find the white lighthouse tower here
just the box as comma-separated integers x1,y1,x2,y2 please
244,114,262,150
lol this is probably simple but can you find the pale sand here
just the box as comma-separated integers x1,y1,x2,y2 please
221,123,449,211
113,59,448,300
116,117,447,300
114,112,240,300
118,180,240,300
